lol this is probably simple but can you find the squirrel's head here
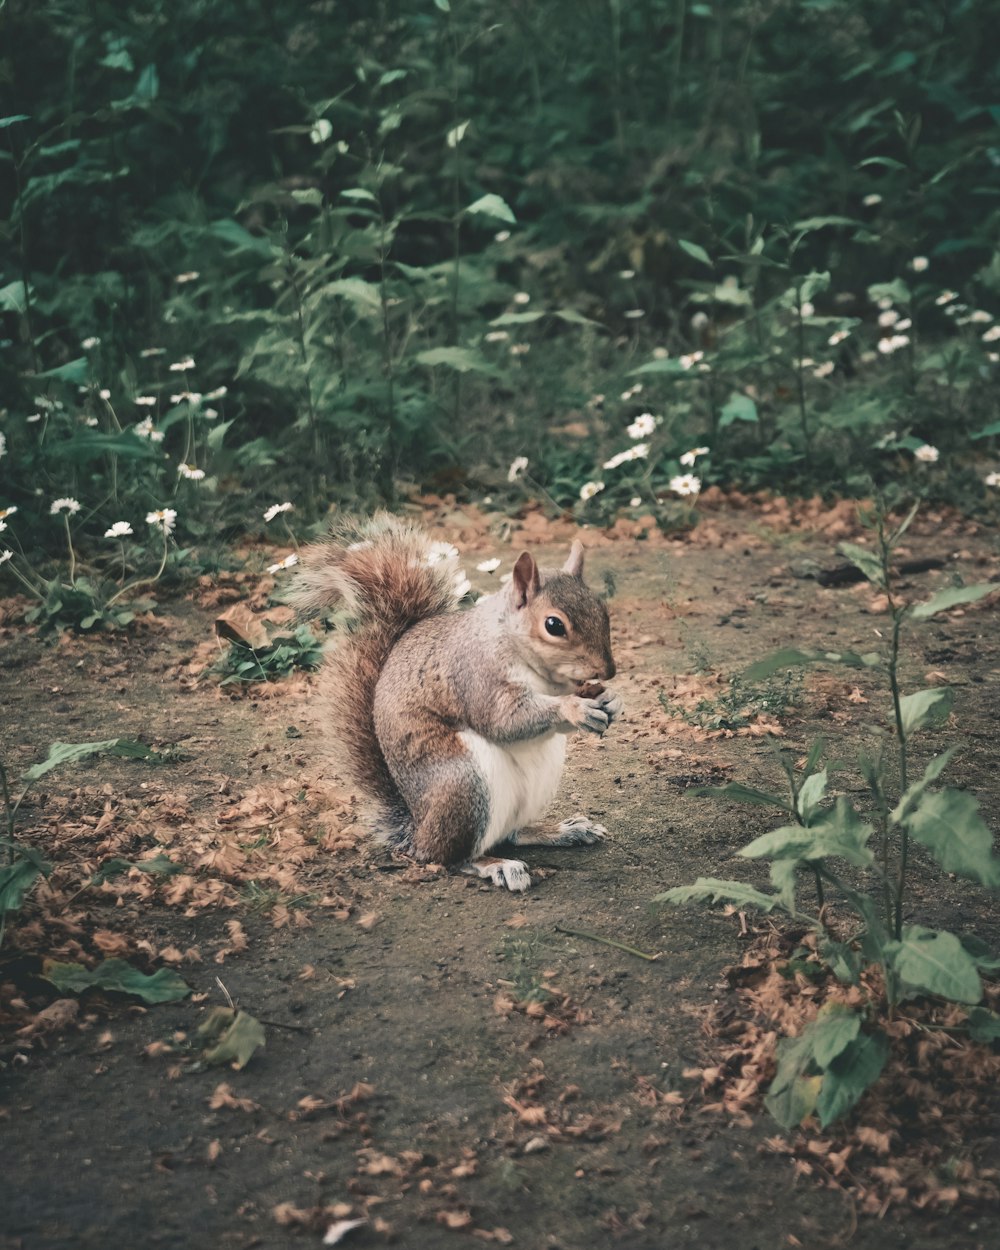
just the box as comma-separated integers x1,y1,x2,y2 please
506,541,615,691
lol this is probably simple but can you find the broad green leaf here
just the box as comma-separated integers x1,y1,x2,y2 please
33,357,89,383
414,346,498,375
818,937,862,986
797,768,828,823
48,431,159,462
765,1030,820,1127
0,281,28,313
43,958,191,1004
693,782,791,812
898,687,954,736
743,648,880,682
837,541,884,588
0,115,30,129
770,859,797,911
792,216,859,232
198,1006,266,1070
0,850,51,914
811,1004,862,1067
816,1031,889,1127
971,421,1000,440
490,311,545,326
24,739,123,782
891,746,959,824
207,218,272,255
339,187,378,204
910,583,995,619
904,788,1000,888
966,1007,1000,1043
677,238,712,267
90,853,183,886
465,193,516,224
652,877,781,913
552,308,603,328
740,799,873,868
631,357,693,376
889,926,982,1004
719,392,758,427
23,738,158,781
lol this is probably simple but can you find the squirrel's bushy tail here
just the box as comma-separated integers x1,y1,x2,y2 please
290,513,463,835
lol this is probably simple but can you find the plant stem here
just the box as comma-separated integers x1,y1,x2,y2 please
554,923,660,961
106,528,169,607
63,514,77,586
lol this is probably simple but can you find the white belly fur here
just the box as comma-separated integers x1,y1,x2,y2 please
459,730,567,855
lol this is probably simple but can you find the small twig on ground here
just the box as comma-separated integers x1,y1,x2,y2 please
215,976,236,1010
554,923,660,961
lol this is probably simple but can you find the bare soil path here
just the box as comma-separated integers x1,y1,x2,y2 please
2,501,999,1250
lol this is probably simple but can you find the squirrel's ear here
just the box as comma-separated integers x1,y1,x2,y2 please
511,551,541,608
562,540,585,579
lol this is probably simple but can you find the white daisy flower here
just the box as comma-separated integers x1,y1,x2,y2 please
484,330,510,343
267,553,299,574
175,271,200,284
203,386,228,400
453,573,472,599
0,549,12,566
105,521,134,538
168,357,195,372
310,119,333,145
0,432,6,459
934,291,958,306
911,256,930,272
626,412,658,440
828,329,850,346
800,301,815,318
913,444,939,463
507,456,529,483
50,497,81,516
81,336,101,350
624,308,645,319
878,309,899,327
679,446,710,467
813,361,835,379
426,541,459,564
0,506,17,520
494,231,511,243
629,496,642,508
177,463,206,481
862,194,882,206
146,508,177,534
135,395,157,406
579,481,605,501
982,326,1000,343
669,474,701,497
602,445,649,470
984,471,1000,487
476,557,502,573
513,292,531,305
140,347,166,357
509,343,530,356
263,502,294,523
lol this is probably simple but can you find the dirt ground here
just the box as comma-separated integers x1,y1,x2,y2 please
2,499,999,1250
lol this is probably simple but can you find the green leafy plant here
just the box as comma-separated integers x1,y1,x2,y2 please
656,505,1000,1128
214,624,324,686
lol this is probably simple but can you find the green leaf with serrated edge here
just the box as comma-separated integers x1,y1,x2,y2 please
677,238,712,267
910,584,995,619
743,648,880,682
693,782,791,812
899,687,954,736
966,1008,1000,1043
888,926,982,1004
837,541,885,588
90,853,182,886
465,193,516,224
198,1007,266,1070
43,958,190,1004
652,878,782,913
890,746,959,824
740,799,873,868
903,788,1000,888
23,739,122,782
817,1031,889,1127
770,860,797,912
797,768,828,823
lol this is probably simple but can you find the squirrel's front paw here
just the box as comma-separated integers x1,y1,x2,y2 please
559,695,610,736
593,688,623,726
461,857,532,892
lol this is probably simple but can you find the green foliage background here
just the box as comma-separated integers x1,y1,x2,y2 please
2,0,999,548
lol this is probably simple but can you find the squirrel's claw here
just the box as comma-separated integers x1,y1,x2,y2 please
593,689,623,725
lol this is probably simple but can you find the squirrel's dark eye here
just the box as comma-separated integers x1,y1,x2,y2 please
544,615,567,637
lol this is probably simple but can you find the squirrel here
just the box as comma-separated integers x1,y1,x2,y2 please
290,514,622,892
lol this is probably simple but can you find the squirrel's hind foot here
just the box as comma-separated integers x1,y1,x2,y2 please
460,856,531,892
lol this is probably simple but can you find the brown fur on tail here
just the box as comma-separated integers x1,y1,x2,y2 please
289,515,462,829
